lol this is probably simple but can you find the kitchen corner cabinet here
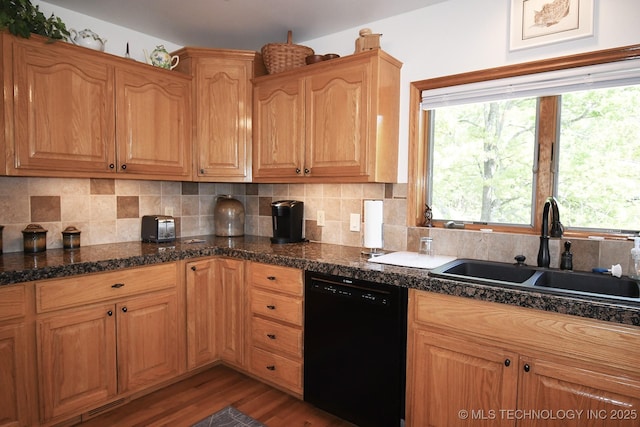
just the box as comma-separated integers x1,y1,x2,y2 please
185,257,246,370
2,32,191,180
35,263,183,423
246,262,304,396
407,290,640,427
0,284,35,427
173,48,266,182
253,49,401,183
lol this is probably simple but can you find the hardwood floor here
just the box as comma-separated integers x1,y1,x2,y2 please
74,365,355,427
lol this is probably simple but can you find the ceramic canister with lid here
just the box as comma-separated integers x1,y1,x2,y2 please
62,226,81,250
214,195,245,237
22,224,48,253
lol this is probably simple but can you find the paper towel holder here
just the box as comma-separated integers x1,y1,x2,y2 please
361,199,385,257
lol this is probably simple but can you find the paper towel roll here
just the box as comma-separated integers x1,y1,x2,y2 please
363,200,383,248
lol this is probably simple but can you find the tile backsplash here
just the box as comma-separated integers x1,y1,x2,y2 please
0,176,633,273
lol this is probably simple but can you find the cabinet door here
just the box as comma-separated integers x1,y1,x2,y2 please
195,58,252,180
116,291,180,394
185,258,217,369
0,324,29,427
305,62,370,178
115,68,191,179
253,77,305,179
11,37,116,175
37,304,117,421
517,356,640,427
407,330,518,427
216,258,245,367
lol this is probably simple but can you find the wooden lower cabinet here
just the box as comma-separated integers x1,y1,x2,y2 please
246,262,303,396
185,257,245,370
407,290,640,427
35,264,183,424
0,323,30,427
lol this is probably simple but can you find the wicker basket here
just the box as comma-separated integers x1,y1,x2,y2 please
261,30,314,74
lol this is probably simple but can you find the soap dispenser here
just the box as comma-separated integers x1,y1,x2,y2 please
629,237,640,280
560,241,573,270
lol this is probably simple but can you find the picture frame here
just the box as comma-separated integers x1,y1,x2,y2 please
509,0,595,51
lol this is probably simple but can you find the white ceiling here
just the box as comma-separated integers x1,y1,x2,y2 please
44,0,447,50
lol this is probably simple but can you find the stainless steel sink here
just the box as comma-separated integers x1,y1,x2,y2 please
533,270,640,298
430,258,640,300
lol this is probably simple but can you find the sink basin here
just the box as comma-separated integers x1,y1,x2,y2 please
429,259,537,284
430,258,640,301
533,270,640,298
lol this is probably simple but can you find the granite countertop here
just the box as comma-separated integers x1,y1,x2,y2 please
1,235,638,326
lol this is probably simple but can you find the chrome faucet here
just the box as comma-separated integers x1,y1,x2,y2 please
537,197,564,268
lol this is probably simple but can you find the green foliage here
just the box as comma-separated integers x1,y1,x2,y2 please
0,0,69,40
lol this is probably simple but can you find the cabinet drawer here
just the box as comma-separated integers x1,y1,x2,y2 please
36,263,178,313
252,316,302,358
250,263,302,296
250,347,302,392
0,285,26,321
251,288,302,326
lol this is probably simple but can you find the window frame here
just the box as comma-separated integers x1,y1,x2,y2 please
407,44,640,238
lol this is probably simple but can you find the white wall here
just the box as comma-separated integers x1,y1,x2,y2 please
37,0,640,182
300,0,640,182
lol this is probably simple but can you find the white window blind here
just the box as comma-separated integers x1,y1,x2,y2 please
421,58,640,109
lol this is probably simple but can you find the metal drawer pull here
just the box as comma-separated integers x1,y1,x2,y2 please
111,283,125,288
523,363,531,372
107,310,113,316
266,305,276,310
122,307,128,313
266,365,276,371
191,266,197,271
267,276,276,281
267,334,276,340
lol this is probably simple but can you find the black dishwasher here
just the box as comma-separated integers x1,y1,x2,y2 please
304,271,408,427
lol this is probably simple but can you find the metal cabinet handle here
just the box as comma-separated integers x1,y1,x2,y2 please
266,305,276,310
523,363,530,372
267,276,276,281
304,168,310,174
504,359,511,367
266,365,276,371
111,283,125,288
107,310,113,316
122,307,128,313
191,266,197,271
200,169,205,174
295,168,301,174
109,163,115,169
121,164,127,170
267,334,276,340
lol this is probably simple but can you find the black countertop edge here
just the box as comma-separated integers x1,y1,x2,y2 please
0,235,638,327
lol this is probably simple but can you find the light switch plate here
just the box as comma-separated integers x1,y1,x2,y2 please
317,210,325,227
350,213,361,231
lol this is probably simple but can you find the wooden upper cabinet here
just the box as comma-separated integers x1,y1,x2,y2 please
253,76,305,179
253,49,401,183
115,66,191,179
2,32,192,180
173,48,266,182
8,34,116,174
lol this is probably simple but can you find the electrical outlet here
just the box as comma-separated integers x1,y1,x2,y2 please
317,210,325,227
165,206,174,217
350,213,361,232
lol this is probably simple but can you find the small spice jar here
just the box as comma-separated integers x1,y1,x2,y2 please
22,224,48,253
62,226,81,250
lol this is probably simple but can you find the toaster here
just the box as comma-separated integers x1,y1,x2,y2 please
141,215,175,243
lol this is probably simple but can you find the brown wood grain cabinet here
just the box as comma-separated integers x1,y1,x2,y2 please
174,48,266,182
246,261,304,396
0,284,34,427
406,290,640,427
185,257,246,370
2,32,191,180
35,263,184,424
253,49,401,183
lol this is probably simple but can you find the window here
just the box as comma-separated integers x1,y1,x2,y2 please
408,45,640,237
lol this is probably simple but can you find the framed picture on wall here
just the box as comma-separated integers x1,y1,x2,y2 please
510,0,595,50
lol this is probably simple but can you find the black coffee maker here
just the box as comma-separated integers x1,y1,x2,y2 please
270,200,304,244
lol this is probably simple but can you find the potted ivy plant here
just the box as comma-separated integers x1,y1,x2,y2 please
0,0,69,40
